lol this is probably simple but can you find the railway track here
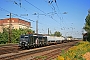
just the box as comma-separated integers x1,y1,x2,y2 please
0,44,20,55
0,40,80,60
32,41,78,60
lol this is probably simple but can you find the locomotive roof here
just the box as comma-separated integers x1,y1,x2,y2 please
21,34,47,37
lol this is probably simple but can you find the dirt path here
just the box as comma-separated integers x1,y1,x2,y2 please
83,52,90,60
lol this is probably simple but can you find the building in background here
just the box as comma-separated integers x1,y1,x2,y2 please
0,18,31,32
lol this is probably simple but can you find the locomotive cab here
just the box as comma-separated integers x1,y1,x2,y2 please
19,35,29,49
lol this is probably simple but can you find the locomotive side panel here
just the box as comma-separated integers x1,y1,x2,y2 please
47,36,65,45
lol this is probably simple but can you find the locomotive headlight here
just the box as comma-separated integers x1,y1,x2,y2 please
26,42,28,44
28,44,29,45
23,42,25,44
25,44,27,46
20,42,22,43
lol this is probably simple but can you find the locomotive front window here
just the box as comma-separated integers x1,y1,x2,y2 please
20,35,28,39
21,35,24,38
20,35,29,42
25,36,28,38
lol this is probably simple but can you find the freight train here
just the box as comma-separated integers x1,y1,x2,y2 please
19,34,72,49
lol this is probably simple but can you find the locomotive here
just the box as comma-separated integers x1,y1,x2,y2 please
19,34,47,49
19,34,69,49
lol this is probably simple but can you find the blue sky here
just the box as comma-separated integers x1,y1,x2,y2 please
0,0,90,38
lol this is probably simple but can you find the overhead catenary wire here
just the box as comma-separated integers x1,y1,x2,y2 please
25,0,46,14
1,0,68,34
24,0,69,31
54,0,69,31
9,0,62,29
44,0,65,30
46,0,74,33
0,6,53,31
44,0,61,21
24,0,60,25
0,7,35,22
6,0,56,28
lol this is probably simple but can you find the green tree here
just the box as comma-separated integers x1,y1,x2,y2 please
11,28,34,43
84,15,90,32
0,28,8,44
67,36,73,38
84,10,90,41
54,31,62,37
0,28,34,44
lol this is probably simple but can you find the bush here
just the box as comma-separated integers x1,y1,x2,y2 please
59,41,90,60
0,40,7,44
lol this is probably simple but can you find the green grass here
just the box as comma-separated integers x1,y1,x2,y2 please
35,56,47,60
0,43,18,46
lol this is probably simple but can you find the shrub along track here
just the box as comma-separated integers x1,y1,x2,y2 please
0,41,80,60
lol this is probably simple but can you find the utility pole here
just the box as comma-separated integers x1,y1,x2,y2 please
7,13,12,43
33,13,39,34
33,12,45,34
36,20,38,34
48,28,49,35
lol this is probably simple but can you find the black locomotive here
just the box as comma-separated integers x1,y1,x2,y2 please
19,34,47,49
